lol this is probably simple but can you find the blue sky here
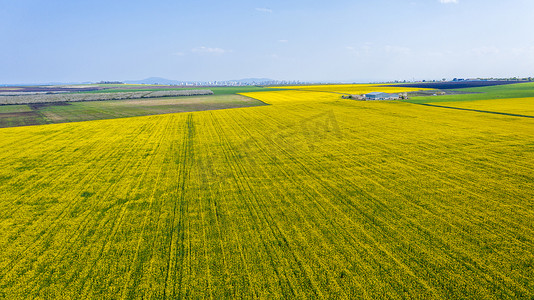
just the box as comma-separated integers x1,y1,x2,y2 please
1,0,534,83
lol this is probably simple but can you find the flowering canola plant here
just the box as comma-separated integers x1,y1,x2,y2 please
0,85,533,298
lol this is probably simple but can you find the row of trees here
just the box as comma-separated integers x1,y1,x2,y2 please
0,90,214,105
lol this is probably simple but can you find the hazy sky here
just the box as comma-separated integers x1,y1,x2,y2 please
2,0,534,83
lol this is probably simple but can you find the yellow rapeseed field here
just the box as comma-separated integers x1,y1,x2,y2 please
439,97,534,116
0,86,533,298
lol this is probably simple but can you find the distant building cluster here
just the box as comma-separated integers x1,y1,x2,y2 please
97,81,124,84
384,77,533,84
152,80,307,87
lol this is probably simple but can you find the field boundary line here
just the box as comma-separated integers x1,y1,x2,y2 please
414,103,534,119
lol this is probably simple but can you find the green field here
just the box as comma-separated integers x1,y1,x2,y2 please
0,84,533,298
0,94,266,128
0,105,33,113
406,82,534,103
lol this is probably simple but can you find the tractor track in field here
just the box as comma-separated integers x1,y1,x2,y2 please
162,113,195,299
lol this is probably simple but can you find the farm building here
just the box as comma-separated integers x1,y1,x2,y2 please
365,92,399,100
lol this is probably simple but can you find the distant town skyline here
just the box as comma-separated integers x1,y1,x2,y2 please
2,0,534,84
